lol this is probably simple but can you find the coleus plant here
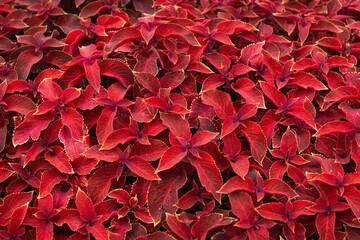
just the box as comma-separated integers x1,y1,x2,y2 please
1,0,360,239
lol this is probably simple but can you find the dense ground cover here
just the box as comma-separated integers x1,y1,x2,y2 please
1,0,360,239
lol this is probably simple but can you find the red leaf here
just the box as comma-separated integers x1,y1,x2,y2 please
61,88,81,104
0,192,33,225
137,232,175,240
218,176,255,194
323,86,358,110
189,131,218,147
0,124,6,153
134,52,159,76
166,214,192,240
211,31,234,45
256,203,287,222
126,156,160,181
237,104,259,122
7,204,27,236
202,75,226,91
123,207,149,222
346,226,360,240
45,146,73,174
105,27,141,53
259,81,287,108
155,23,200,46
187,61,213,74
133,72,160,94
223,131,241,157
98,59,134,88
87,163,118,204
87,221,108,240
39,167,68,198
156,146,187,173
269,160,287,180
290,72,328,90
221,116,240,139
240,41,265,64
35,101,58,115
160,113,191,141
75,189,97,222
14,50,43,80
109,189,131,204
229,191,256,220
160,70,185,89
175,189,200,210
315,121,356,136
0,168,13,183
283,222,306,240
230,156,250,179
83,146,121,162
217,20,257,34
3,95,36,115
97,15,125,29
96,107,116,146
280,127,298,156
60,108,84,142
101,128,135,150
147,169,187,225
131,139,168,162
316,212,336,240
287,111,317,133
191,213,235,240
13,111,54,146
342,186,360,220
52,209,82,231
144,97,168,111
259,109,281,145
59,126,88,160
0,36,16,51
36,221,54,240
57,65,85,89
79,0,105,16
316,37,342,51
247,226,270,240
291,58,317,71
232,78,265,108
0,80,7,101
239,121,267,164
83,60,101,93
129,97,157,123
204,53,230,74
230,63,254,76
263,179,298,199
10,162,40,188
189,152,223,202
201,90,235,119
328,56,353,69
71,157,99,175
344,173,360,186
291,200,315,218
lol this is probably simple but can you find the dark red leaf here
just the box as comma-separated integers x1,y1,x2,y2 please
126,156,160,181
256,203,287,222
189,152,223,202
147,169,187,225
191,213,235,240
13,111,54,146
14,50,43,80
166,214,192,240
263,179,298,199
39,167,68,198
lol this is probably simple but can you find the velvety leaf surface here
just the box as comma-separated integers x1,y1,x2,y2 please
1,0,360,239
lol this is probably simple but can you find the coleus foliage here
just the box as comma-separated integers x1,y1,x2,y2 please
1,0,360,239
